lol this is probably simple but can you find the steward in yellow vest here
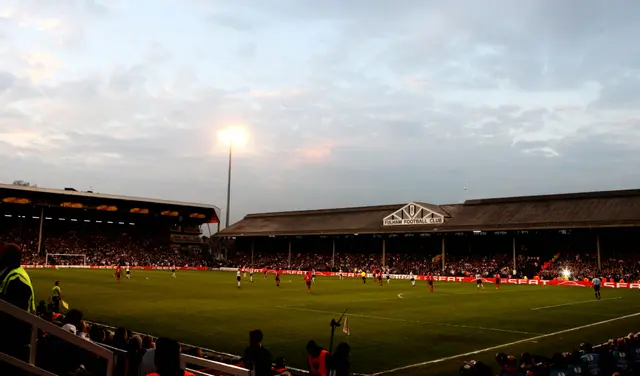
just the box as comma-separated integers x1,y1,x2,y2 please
0,243,36,375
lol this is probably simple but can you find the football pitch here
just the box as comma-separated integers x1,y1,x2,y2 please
28,269,640,375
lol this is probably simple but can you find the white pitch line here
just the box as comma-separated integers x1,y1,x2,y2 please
531,297,622,311
276,306,537,335
369,310,640,376
397,293,404,299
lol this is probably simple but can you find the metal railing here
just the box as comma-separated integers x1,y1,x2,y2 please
0,299,115,376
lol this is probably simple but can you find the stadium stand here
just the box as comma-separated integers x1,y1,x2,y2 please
4,185,640,375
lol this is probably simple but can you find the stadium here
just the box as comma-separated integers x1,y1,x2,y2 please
2,183,640,376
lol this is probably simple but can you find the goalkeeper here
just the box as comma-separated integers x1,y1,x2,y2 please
51,280,62,313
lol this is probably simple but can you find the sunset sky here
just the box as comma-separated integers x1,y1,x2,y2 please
1,0,639,224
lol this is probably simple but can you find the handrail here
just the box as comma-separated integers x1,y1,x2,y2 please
182,354,250,376
0,300,115,376
0,352,57,376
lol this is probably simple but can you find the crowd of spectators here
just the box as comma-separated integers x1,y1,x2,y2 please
461,337,640,375
227,251,541,278
1,227,213,268
540,253,640,283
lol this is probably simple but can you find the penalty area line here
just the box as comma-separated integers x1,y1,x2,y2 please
275,306,537,335
369,310,640,376
531,297,622,311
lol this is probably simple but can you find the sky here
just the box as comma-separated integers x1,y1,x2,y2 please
1,0,640,225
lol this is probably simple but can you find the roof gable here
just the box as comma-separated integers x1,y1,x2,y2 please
382,202,446,226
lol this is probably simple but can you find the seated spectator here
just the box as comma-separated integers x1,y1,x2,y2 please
127,334,146,376
272,357,291,376
89,324,106,343
242,329,272,376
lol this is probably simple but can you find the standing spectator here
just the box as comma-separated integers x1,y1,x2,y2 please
329,342,350,376
242,329,272,376
0,243,35,376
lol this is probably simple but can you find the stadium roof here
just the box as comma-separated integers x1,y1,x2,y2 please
218,188,640,237
0,183,220,221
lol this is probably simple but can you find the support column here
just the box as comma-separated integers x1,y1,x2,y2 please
331,238,336,269
441,237,446,271
382,238,386,267
37,207,44,256
251,239,255,266
596,234,601,270
512,236,517,273
288,239,292,270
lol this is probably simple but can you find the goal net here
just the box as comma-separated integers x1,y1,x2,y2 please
45,253,87,267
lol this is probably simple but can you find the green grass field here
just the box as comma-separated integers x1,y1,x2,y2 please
27,269,640,375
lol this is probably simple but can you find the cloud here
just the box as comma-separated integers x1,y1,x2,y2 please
1,0,640,223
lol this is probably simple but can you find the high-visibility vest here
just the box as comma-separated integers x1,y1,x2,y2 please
146,372,196,376
52,285,61,299
0,266,35,313
308,350,329,376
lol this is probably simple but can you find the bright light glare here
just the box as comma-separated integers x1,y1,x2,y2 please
562,269,570,277
219,128,248,147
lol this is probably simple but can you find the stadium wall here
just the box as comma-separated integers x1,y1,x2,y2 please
21,265,639,289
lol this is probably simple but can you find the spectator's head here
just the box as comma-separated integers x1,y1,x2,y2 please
64,309,83,328
0,243,22,269
249,329,263,347
189,347,204,358
306,340,322,357
274,357,287,370
154,337,182,374
129,335,143,350
142,335,155,349
580,342,593,354
90,325,106,343
334,342,351,358
114,327,128,346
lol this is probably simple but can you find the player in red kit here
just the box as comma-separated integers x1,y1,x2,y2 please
263,267,268,279
275,269,281,287
377,271,383,286
304,272,312,293
495,273,501,289
426,273,434,292
115,264,122,283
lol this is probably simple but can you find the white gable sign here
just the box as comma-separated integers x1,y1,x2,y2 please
382,202,445,226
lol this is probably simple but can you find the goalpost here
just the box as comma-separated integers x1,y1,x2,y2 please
45,253,87,267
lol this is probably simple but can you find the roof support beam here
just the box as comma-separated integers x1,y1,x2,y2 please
251,239,254,266
441,237,446,271
512,236,517,273
37,207,44,256
288,239,292,270
331,238,335,268
596,234,601,270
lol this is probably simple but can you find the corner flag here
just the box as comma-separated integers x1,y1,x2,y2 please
343,317,350,335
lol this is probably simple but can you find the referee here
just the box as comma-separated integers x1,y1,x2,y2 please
592,276,601,300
